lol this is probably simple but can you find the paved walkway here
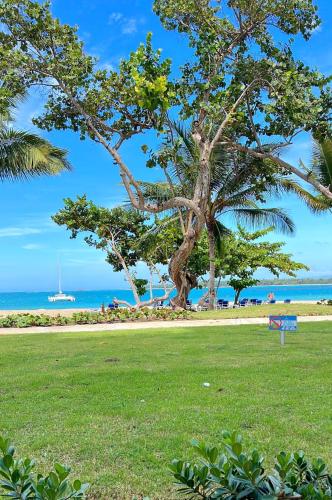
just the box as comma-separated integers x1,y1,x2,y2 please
0,315,332,336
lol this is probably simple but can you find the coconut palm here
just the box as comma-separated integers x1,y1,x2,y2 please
140,124,330,308
0,92,70,181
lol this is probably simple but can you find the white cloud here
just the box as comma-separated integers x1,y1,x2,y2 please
122,18,138,35
108,11,143,35
109,12,123,23
22,243,43,250
0,227,42,238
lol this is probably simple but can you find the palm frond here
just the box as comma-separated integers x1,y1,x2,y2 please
0,128,71,181
311,138,332,191
171,121,196,160
276,177,332,213
138,181,178,203
232,206,295,235
213,220,231,258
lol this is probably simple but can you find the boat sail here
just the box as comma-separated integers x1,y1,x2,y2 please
48,260,75,303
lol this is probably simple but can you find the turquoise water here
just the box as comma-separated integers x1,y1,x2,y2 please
0,284,331,310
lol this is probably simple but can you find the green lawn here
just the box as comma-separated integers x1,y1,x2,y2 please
0,323,331,499
194,302,332,319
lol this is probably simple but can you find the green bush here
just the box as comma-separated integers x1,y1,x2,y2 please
0,436,88,499
0,308,189,328
170,431,332,499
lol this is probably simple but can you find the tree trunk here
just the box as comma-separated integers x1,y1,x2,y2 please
207,223,216,310
234,289,241,306
169,143,211,309
168,226,201,308
198,289,209,308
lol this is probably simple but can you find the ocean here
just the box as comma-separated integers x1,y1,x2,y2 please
0,284,331,310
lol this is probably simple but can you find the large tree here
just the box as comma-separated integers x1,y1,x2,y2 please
1,0,331,306
140,123,332,308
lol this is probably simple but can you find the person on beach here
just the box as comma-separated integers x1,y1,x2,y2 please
267,292,275,302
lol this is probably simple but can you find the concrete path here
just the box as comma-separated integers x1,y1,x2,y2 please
0,315,332,336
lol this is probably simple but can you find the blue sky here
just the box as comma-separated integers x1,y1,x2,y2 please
0,0,331,292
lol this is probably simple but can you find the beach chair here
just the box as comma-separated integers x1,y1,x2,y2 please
216,299,224,309
256,299,263,305
250,298,258,305
284,299,291,304
108,303,119,310
221,300,229,309
186,299,193,310
239,299,247,307
269,299,276,304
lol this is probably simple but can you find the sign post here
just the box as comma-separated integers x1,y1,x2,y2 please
269,315,297,345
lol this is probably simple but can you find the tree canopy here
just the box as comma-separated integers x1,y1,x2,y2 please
1,0,330,305
219,226,309,303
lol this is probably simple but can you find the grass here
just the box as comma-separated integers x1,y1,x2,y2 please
0,323,331,499
193,302,332,319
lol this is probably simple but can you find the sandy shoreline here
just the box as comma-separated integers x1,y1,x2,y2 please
0,300,319,316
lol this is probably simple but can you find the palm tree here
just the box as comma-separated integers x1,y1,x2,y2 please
0,93,70,181
141,124,330,308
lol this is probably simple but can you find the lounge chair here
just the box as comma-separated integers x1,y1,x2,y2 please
186,299,194,310
221,300,229,309
256,299,263,305
108,303,119,310
216,299,224,309
239,299,248,307
269,299,276,304
284,299,291,304
250,298,258,305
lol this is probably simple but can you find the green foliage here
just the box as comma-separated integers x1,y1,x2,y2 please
311,139,332,192
53,196,150,271
0,89,70,181
219,226,309,303
0,435,88,499
170,430,332,499
0,314,70,328
0,128,70,181
0,0,330,151
0,308,189,328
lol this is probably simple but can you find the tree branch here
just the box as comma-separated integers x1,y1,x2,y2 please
229,142,332,200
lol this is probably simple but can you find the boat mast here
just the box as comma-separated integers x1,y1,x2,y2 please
58,257,62,294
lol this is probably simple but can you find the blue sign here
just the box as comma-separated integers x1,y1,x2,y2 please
269,315,297,332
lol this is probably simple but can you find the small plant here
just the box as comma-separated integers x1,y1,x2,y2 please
0,436,88,499
170,431,332,499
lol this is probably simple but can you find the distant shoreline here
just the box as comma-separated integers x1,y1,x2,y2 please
0,300,320,316
1,283,332,294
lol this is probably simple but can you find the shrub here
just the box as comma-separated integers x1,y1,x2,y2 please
0,436,88,499
170,431,332,499
0,308,189,328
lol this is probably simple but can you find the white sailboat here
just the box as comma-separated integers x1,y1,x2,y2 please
48,260,75,303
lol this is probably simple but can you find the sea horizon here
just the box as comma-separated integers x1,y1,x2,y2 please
0,283,332,310
2,281,332,295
